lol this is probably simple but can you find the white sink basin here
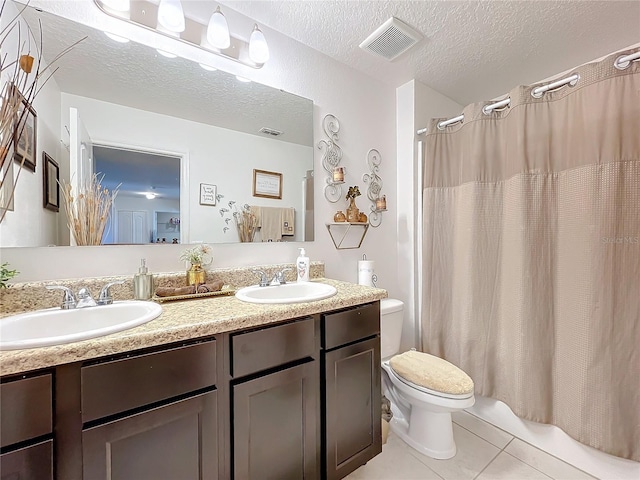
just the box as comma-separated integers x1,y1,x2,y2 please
235,282,337,304
0,301,162,351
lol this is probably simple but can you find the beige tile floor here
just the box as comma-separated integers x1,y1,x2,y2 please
346,411,597,480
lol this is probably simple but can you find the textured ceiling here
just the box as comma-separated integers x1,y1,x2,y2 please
220,0,640,105
20,6,314,147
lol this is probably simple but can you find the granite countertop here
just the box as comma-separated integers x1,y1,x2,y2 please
0,279,387,377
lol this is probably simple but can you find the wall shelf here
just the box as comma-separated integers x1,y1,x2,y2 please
326,222,369,249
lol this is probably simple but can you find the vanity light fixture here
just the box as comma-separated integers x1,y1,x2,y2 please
157,0,185,33
249,24,269,64
99,0,130,12
104,32,130,43
156,49,177,58
199,63,217,71
93,0,270,69
207,6,231,50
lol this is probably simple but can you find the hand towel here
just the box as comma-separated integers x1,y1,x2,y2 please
259,206,282,241
282,208,295,235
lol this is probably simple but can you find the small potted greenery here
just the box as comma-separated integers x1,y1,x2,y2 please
0,262,18,288
179,244,213,285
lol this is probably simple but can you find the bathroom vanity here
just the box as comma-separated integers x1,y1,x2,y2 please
0,279,384,480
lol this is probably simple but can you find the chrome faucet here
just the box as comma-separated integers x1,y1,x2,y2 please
46,285,77,310
47,281,124,309
75,287,98,308
98,281,125,305
271,268,292,286
252,269,270,287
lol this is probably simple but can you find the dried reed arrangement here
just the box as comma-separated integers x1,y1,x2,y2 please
0,1,85,222
60,174,120,246
233,204,258,243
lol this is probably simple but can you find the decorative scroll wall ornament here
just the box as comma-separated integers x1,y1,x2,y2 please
317,114,343,203
362,149,386,227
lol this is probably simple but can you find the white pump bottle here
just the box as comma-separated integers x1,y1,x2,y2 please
296,248,310,282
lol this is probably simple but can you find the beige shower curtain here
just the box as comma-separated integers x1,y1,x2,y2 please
421,50,640,461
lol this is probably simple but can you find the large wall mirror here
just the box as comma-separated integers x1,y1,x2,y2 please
4,5,314,247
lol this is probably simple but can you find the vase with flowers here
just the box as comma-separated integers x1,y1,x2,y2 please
345,185,361,223
179,244,213,285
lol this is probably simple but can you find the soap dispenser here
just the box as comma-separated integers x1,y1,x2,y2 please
133,258,154,300
296,248,310,282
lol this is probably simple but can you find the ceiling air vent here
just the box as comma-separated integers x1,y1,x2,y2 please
359,17,423,61
259,127,283,137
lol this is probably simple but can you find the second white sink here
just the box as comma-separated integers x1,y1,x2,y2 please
236,282,337,304
0,301,162,351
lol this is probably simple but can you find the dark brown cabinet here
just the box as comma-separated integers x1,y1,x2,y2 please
229,317,319,480
233,362,317,480
0,440,53,480
82,391,217,480
0,374,53,480
0,300,381,480
322,302,381,480
79,339,219,480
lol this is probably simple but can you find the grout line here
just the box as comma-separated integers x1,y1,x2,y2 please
453,419,514,450
504,438,599,480
503,451,555,479
472,438,513,480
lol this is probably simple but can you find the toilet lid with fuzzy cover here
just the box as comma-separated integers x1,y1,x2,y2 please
389,350,474,396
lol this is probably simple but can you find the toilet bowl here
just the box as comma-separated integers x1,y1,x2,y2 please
380,299,475,459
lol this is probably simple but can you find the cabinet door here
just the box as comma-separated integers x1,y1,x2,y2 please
82,390,217,480
233,361,318,480
324,337,381,480
0,440,53,480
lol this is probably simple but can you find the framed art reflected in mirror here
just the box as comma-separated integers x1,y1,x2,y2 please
13,86,37,172
253,169,282,200
43,152,59,212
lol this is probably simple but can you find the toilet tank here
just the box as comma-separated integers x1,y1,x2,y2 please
380,299,404,360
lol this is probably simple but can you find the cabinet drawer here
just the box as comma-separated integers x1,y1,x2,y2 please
231,317,315,378
0,439,53,480
322,302,380,350
82,340,216,423
0,374,52,448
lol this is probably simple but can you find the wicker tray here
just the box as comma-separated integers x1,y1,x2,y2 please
152,285,235,303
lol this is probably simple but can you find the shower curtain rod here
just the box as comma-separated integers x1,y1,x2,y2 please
416,48,640,135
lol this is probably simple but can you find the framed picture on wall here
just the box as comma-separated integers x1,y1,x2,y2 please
43,152,59,212
13,86,37,172
199,183,217,206
252,169,282,199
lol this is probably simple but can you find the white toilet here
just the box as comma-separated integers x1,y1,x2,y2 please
380,299,475,459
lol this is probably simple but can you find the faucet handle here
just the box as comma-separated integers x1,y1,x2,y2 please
251,269,269,287
46,285,77,310
98,281,125,305
273,268,292,285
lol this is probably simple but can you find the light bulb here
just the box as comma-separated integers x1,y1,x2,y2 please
249,24,269,64
157,0,185,33
99,0,130,12
206,6,230,49
104,32,130,43
145,192,157,200
157,49,177,58
199,63,218,72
